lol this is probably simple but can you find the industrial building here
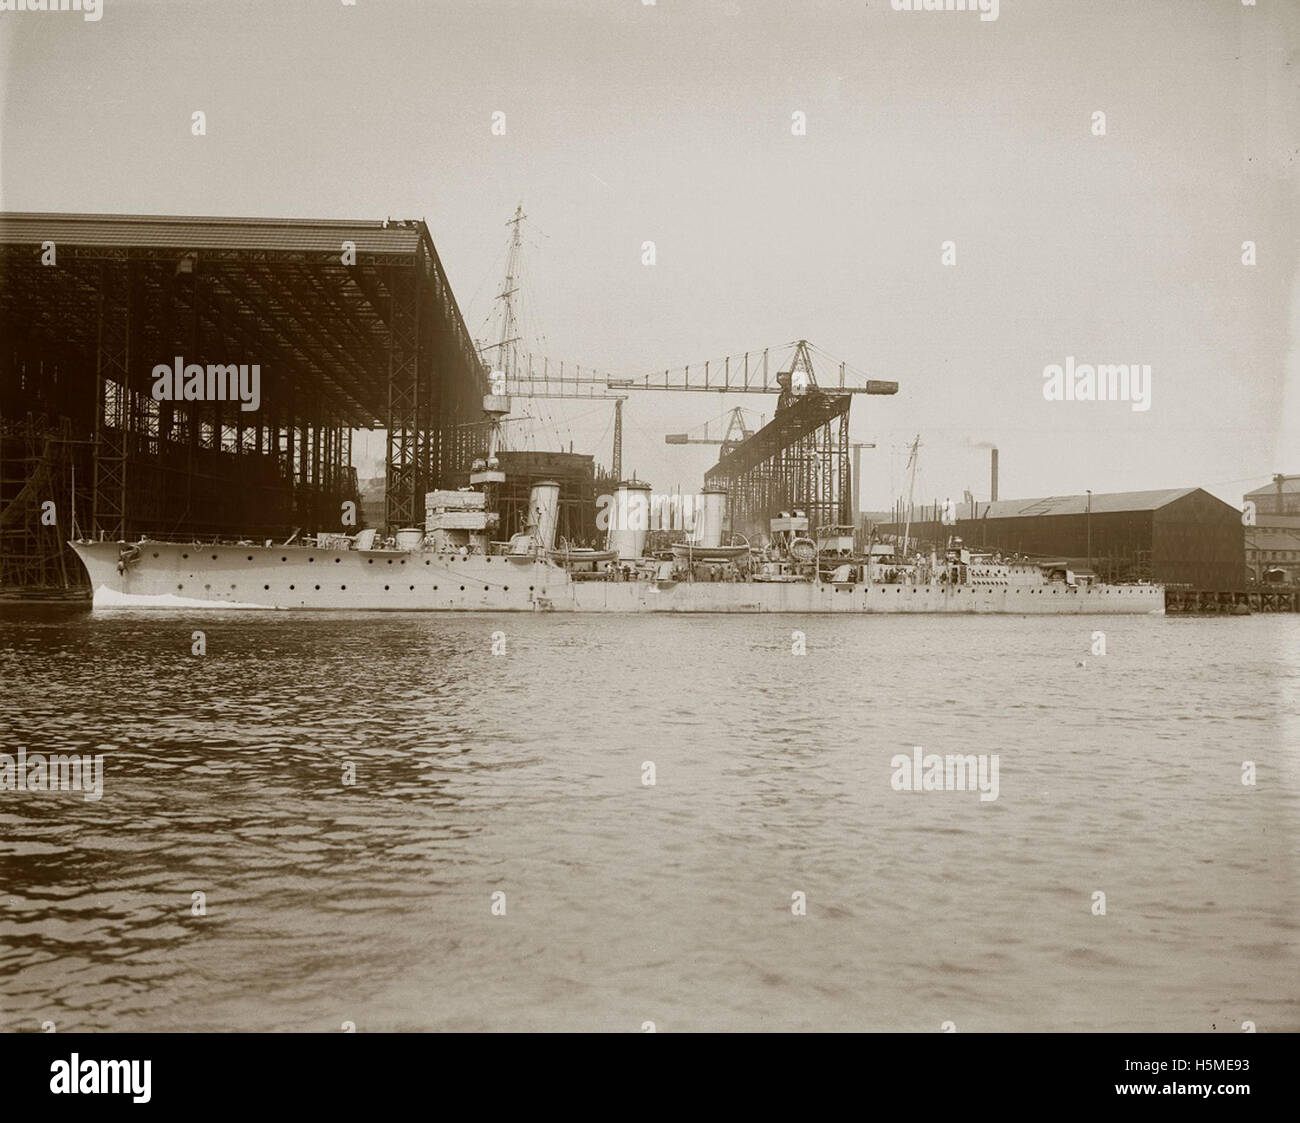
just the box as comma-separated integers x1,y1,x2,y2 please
1244,474,1300,583
871,488,1245,590
0,212,488,591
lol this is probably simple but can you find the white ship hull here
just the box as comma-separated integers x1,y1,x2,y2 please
72,541,1166,614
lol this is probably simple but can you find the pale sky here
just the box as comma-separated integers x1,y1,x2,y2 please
2,0,1296,510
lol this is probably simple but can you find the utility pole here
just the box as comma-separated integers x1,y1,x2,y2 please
851,441,876,544
1086,489,1092,573
612,398,623,481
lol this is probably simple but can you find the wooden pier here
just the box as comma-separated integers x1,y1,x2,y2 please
1164,586,1300,614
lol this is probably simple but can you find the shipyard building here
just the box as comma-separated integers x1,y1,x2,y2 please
871,488,1244,590
1243,474,1300,583
0,212,489,591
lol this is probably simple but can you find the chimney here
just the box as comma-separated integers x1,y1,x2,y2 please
990,447,999,502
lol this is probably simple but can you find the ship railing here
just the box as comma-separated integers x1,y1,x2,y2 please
102,530,325,547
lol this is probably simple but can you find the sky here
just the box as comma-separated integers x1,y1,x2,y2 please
2,0,1297,511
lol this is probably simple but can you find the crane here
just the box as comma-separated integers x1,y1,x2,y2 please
510,339,897,399
665,407,762,457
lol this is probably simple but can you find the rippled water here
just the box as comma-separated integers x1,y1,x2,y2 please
0,605,1296,1032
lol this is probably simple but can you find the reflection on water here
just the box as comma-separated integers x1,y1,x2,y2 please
0,606,1297,1031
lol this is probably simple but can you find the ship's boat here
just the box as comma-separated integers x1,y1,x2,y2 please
550,548,619,565
670,542,749,562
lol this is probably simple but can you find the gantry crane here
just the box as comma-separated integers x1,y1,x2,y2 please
504,339,897,535
665,407,761,457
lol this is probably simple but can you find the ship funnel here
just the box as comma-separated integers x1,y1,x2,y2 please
690,486,728,549
530,480,561,552
608,480,652,560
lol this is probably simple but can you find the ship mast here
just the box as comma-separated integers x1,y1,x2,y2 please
496,203,526,384
901,434,920,557
480,203,526,464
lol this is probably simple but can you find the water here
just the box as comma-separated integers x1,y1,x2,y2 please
1,606,1296,1032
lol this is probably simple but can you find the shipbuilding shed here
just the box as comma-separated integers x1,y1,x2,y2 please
876,488,1244,590
0,212,488,589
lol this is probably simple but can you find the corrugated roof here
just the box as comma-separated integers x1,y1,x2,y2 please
1244,475,1300,497
0,212,423,255
970,488,1199,519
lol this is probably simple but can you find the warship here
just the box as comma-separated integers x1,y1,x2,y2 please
71,476,1164,615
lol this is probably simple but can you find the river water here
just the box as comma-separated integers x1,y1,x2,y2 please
0,606,1296,1032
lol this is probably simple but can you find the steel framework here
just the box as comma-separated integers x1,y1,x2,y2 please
0,213,488,588
705,391,852,539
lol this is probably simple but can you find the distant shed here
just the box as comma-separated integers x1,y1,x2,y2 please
873,488,1244,590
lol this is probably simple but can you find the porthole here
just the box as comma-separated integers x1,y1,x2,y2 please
529,586,535,591
425,560,430,566
247,555,253,561
484,586,489,592
230,584,236,589
182,553,189,559
460,585,465,591
433,585,438,591
204,583,211,590
281,556,287,562
153,552,159,558
177,583,184,590
308,557,314,563
334,558,340,564
387,560,393,566
263,584,270,590
289,584,295,590
368,559,374,565
504,586,509,592
211,554,218,560
314,585,320,591
409,585,415,591
341,585,347,590
384,585,390,591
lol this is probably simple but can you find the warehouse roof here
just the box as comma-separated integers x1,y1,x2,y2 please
1244,475,1300,497
0,211,483,429
0,212,424,256
970,488,1199,519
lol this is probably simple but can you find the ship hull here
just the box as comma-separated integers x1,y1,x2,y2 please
71,541,1165,614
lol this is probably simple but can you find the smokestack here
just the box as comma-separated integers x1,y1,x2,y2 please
990,448,999,502
529,480,561,553
689,487,728,549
